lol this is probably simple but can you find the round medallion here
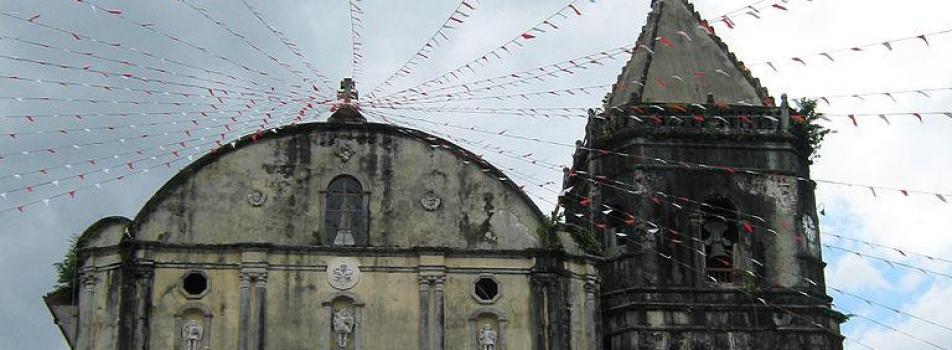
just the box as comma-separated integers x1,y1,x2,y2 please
326,257,361,290
248,190,266,207
420,191,442,211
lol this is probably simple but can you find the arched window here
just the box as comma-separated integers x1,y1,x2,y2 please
701,198,739,284
324,176,368,246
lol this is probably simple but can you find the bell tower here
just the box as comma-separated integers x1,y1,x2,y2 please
561,0,845,348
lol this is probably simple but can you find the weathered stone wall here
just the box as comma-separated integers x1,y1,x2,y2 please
58,122,600,350
132,123,543,250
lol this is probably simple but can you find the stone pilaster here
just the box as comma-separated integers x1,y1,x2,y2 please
132,267,154,350
77,272,97,350
584,275,601,350
237,272,252,350
418,276,431,350
252,272,268,350
432,276,446,350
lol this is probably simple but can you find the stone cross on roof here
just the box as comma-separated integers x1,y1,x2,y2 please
329,78,367,123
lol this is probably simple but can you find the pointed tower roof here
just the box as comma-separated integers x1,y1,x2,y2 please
607,0,772,108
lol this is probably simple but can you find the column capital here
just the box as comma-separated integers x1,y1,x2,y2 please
432,276,446,291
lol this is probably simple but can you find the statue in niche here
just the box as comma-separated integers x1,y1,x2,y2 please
332,308,356,348
334,209,354,246
181,320,203,350
477,324,497,350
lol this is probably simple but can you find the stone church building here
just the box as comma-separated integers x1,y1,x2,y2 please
45,0,844,349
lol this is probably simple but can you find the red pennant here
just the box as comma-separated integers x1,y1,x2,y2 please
900,190,909,196
791,114,806,124
624,215,636,226
521,33,536,40
68,190,76,198
579,197,592,207
742,222,754,233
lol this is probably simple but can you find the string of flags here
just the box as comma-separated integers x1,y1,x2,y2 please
0,53,298,101
367,84,613,106
0,12,297,96
824,233,952,265
0,102,312,185
0,74,298,105
713,0,818,30
72,0,305,90
0,108,321,214
349,0,365,80
0,34,302,101
372,0,595,101
1,101,318,162
174,0,321,93
238,0,338,94
370,45,632,104
370,101,952,131
364,108,952,203
368,0,481,98
750,27,952,72
369,111,914,350
418,128,952,277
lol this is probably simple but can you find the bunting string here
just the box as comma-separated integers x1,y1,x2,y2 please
73,0,305,89
364,107,952,202
0,104,320,211
0,12,297,96
750,27,952,71
0,34,301,100
371,45,631,104
0,99,321,162
174,0,325,94
238,0,337,93
0,53,299,101
367,0,480,98
0,111,326,215
349,0,365,80
373,0,595,101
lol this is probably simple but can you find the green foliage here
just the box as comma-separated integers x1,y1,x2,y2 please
536,213,565,249
53,235,81,292
536,212,603,256
568,226,603,256
794,98,832,161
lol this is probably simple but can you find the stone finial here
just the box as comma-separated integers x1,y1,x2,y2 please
780,93,790,130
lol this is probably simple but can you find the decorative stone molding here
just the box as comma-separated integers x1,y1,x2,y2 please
247,190,266,207
326,258,361,290
335,143,356,163
420,191,442,211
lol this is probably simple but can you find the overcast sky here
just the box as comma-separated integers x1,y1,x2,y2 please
1,0,951,349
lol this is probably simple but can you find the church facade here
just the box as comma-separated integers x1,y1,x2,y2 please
45,0,844,349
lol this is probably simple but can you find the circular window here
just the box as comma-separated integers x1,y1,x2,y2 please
181,271,209,298
472,276,500,303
